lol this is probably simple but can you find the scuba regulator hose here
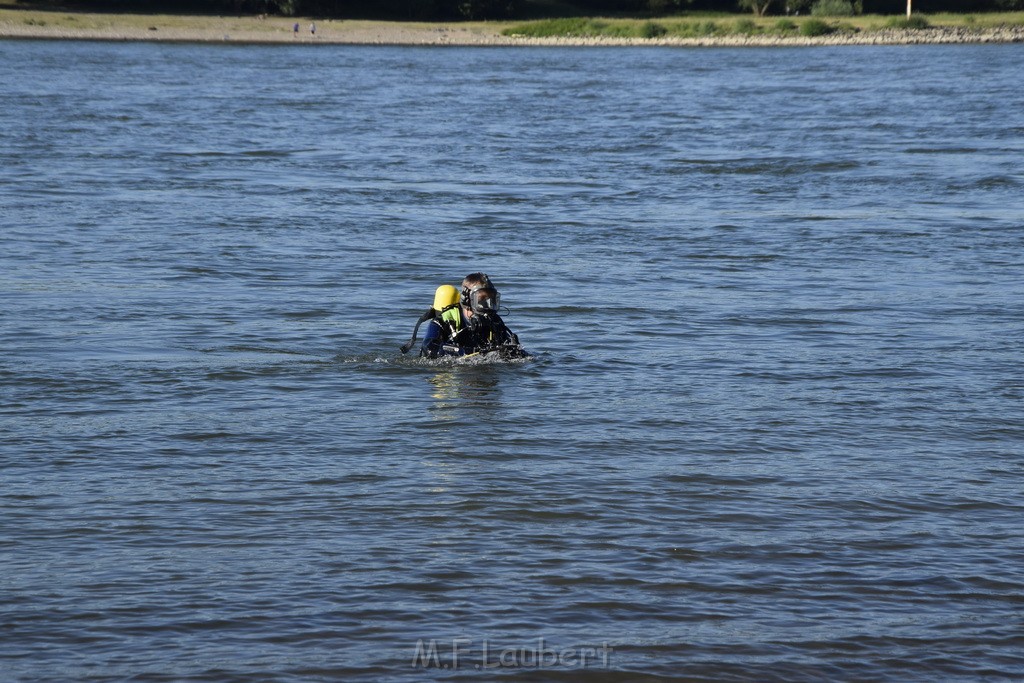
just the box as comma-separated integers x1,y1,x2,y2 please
401,284,462,355
399,307,436,355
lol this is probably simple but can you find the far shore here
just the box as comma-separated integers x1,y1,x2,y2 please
2,10,1024,47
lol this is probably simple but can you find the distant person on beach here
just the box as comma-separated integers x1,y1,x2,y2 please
293,23,299,36
310,22,316,36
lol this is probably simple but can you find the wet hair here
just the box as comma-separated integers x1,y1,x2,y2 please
461,272,493,291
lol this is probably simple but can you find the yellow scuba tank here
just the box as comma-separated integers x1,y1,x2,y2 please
400,284,463,355
433,285,459,312
434,285,462,332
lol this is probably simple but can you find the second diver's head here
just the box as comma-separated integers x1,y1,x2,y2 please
460,272,500,319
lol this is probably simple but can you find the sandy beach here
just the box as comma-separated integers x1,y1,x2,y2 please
2,13,1023,46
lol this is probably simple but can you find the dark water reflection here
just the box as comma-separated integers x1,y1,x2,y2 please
2,40,1023,681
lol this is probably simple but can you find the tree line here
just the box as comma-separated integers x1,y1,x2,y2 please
55,0,1024,20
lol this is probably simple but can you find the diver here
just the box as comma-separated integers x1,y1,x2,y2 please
400,273,526,359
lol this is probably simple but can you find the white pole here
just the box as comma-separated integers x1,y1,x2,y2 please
907,0,912,18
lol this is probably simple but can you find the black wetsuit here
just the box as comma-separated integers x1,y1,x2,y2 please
420,310,520,358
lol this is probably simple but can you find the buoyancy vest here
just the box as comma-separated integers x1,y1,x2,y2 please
438,305,462,338
452,312,517,351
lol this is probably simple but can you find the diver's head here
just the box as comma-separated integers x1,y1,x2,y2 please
460,272,500,318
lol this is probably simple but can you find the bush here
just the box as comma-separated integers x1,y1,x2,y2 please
735,18,759,34
605,22,640,37
811,0,855,15
800,18,833,34
640,20,668,38
696,20,720,35
502,18,594,37
886,15,930,29
672,20,720,37
773,18,798,32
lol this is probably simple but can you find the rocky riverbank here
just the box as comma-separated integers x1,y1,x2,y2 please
506,25,1024,46
2,15,1023,46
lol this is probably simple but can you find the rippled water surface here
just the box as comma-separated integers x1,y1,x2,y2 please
2,40,1023,681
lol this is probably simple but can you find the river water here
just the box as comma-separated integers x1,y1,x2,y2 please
1,40,1023,681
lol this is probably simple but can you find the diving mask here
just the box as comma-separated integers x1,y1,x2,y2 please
467,286,500,315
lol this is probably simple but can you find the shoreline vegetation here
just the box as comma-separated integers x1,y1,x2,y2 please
2,7,1023,45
